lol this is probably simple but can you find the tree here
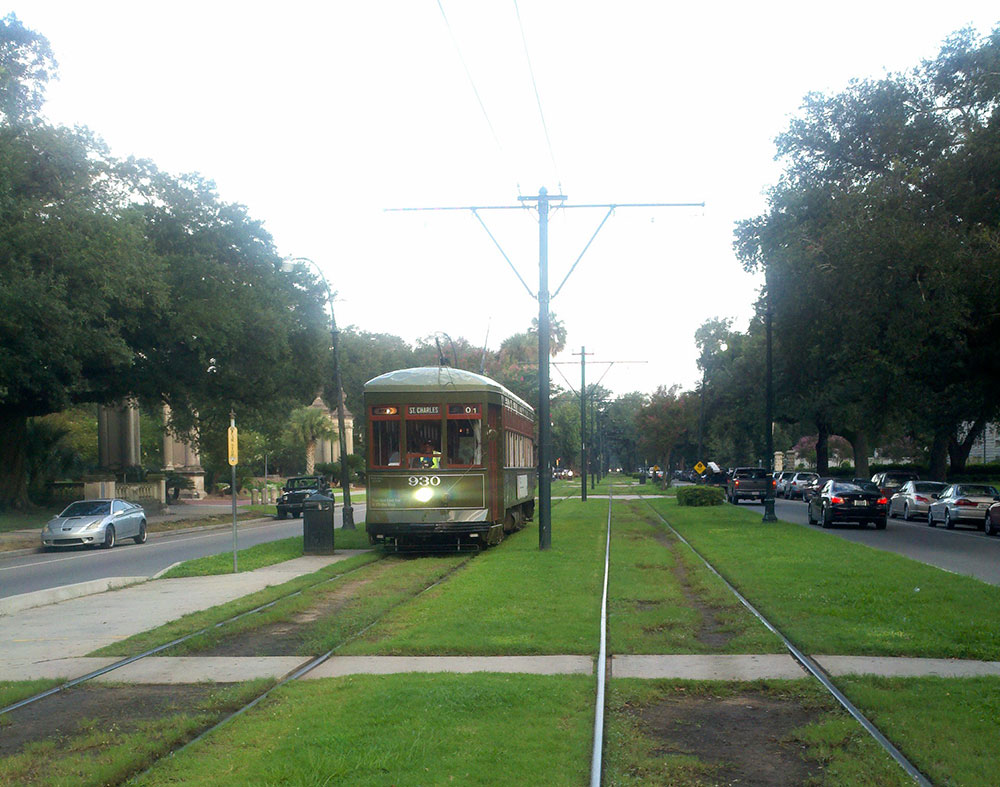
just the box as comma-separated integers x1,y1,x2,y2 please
287,407,336,476
0,18,331,509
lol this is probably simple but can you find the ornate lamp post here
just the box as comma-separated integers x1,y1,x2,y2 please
282,256,355,529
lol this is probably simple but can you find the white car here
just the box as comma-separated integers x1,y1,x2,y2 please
927,484,1000,529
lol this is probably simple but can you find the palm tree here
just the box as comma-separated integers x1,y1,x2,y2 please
288,407,336,475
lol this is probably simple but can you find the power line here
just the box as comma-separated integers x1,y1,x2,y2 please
512,0,561,190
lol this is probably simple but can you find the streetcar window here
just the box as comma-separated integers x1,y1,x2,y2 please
371,419,401,467
447,419,482,467
407,421,442,468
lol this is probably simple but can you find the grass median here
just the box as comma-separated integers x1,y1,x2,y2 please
648,496,1000,659
160,529,372,578
133,674,592,786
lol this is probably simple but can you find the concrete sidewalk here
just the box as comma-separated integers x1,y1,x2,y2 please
0,552,366,681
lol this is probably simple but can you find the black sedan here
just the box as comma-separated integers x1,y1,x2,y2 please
806,480,888,529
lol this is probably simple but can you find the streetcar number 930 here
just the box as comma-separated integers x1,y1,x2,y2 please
408,476,441,487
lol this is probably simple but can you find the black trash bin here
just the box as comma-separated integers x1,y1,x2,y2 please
303,491,335,554
639,472,647,485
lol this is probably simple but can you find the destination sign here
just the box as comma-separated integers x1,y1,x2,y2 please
448,404,480,416
407,405,440,417
372,406,398,416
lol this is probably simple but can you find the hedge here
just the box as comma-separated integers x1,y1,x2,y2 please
676,485,725,506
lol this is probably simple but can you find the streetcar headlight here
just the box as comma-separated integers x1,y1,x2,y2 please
414,487,434,503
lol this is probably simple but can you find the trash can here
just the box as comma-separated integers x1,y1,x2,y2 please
639,472,646,485
303,491,335,554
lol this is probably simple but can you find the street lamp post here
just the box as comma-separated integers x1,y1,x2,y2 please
283,257,356,530
762,297,777,523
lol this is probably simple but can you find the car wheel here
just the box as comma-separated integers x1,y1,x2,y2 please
945,510,955,529
986,515,996,536
875,518,887,530
928,510,936,527
133,520,147,544
102,525,116,549
821,506,832,529
276,508,287,520
903,503,910,521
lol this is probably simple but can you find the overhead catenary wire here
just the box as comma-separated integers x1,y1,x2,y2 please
512,0,561,191
436,0,522,195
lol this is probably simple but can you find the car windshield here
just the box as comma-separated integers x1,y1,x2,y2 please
798,474,818,481
61,501,111,517
287,478,321,490
886,473,917,482
958,485,998,497
914,482,946,493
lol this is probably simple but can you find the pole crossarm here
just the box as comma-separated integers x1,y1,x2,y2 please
552,207,614,299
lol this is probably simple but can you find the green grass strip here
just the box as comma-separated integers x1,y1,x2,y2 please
609,500,783,654
339,500,608,655
134,674,593,786
649,497,1000,659
161,529,372,577
837,675,1000,785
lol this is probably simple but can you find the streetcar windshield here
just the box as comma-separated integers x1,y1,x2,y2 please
447,418,482,466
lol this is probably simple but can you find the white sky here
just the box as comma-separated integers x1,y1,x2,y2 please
13,1,1000,394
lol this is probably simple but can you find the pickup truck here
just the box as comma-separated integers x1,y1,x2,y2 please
726,468,775,505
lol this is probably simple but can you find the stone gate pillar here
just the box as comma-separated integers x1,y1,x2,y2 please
97,402,140,471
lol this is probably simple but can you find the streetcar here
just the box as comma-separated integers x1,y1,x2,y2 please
364,366,536,551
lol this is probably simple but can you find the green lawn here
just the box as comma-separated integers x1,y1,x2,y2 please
339,500,608,655
134,674,593,787
160,530,373,578
650,497,1000,659
609,500,783,654
0,508,59,534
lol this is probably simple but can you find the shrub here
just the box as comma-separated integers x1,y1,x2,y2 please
676,486,724,506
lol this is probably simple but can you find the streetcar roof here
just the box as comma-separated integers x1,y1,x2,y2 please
364,366,533,413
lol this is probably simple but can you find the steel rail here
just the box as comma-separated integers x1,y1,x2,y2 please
641,497,932,787
0,553,385,717
589,491,613,786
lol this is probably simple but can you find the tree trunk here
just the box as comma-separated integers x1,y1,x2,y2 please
929,428,950,481
0,411,31,511
815,420,830,474
850,430,871,479
948,417,986,475
305,440,316,475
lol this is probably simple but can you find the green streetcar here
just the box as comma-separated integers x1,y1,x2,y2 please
364,367,536,551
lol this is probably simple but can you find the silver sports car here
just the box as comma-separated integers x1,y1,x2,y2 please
41,499,147,550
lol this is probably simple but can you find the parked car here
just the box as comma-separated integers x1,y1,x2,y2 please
985,501,1000,536
927,484,1000,529
806,480,887,529
276,476,331,519
870,471,920,498
888,481,948,521
801,476,835,504
786,472,819,500
41,498,147,550
775,471,795,498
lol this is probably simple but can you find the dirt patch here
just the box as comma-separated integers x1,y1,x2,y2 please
633,690,823,785
651,529,733,649
194,560,394,657
0,684,222,757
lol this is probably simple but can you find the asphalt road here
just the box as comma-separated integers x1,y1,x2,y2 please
0,503,367,599
738,496,1000,585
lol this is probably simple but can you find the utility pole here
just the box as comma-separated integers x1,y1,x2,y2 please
387,189,703,549
763,299,777,522
574,347,593,501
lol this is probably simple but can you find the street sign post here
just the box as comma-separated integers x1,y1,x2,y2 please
228,416,238,572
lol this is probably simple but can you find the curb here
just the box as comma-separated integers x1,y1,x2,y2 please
0,576,148,617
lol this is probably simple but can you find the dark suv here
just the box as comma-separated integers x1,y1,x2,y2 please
871,471,919,498
276,476,331,519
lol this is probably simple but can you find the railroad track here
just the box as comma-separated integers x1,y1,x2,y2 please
0,548,478,784
587,489,932,786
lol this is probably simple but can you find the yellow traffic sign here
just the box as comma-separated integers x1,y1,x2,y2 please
693,461,706,474
227,426,239,466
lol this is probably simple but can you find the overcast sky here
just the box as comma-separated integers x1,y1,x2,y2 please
13,2,1000,394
